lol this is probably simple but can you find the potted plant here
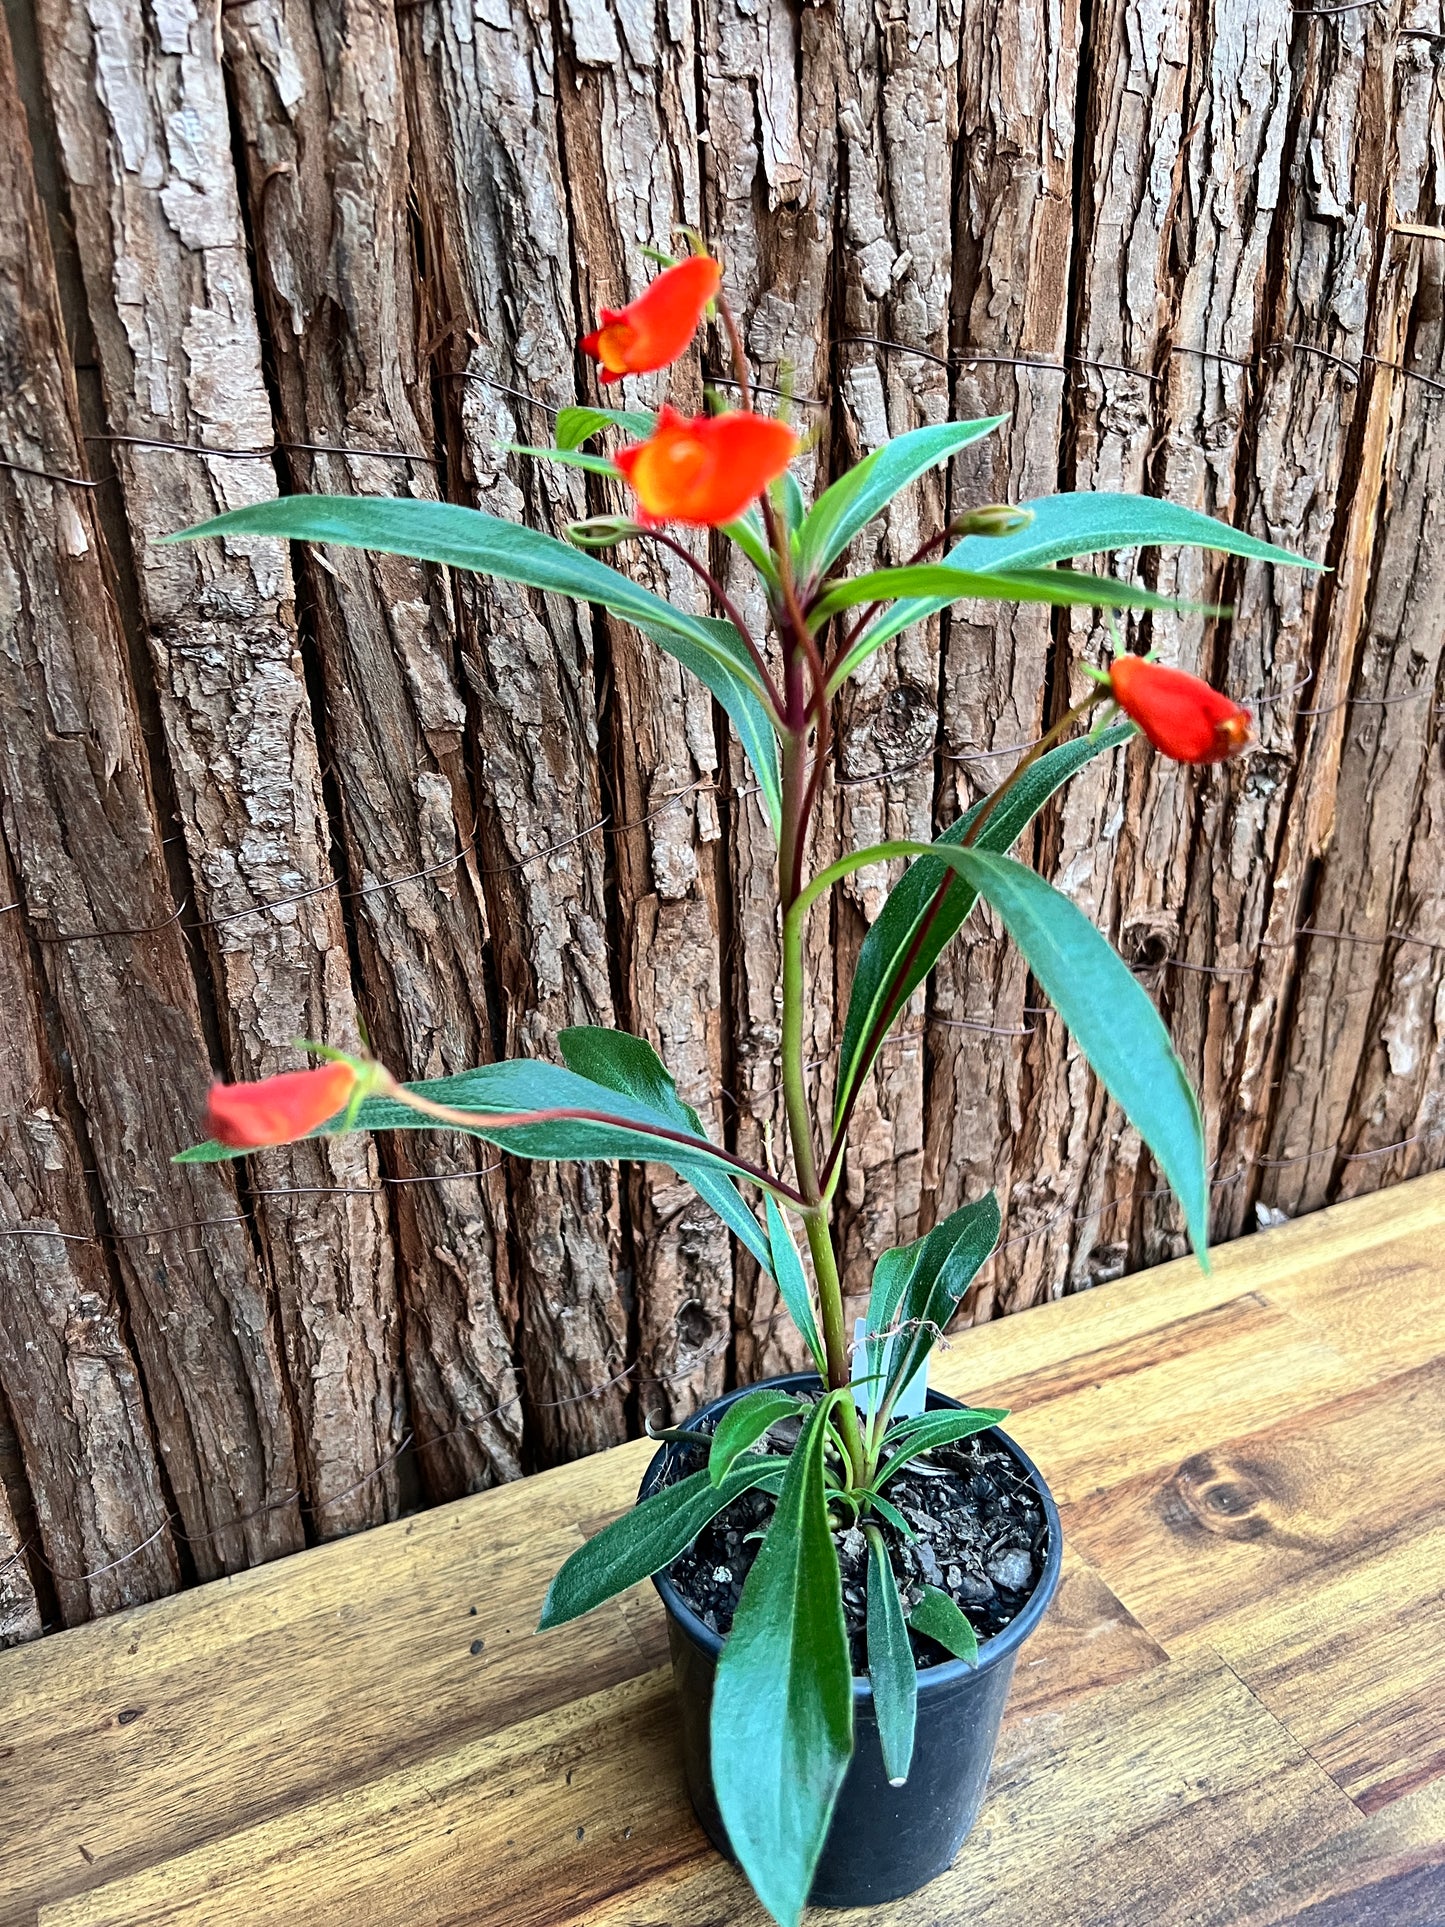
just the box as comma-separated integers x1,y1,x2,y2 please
175,251,1310,1923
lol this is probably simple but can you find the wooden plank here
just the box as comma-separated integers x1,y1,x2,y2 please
1066,1363,1445,1811
0,1449,655,1927
1065,1363,1445,1644
29,1547,1170,1927
39,1647,1359,1927
6,1174,1445,1925
1262,1224,1445,1379
1200,1778,1445,1927
972,1295,1353,1505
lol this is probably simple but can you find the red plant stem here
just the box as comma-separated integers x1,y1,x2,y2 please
377,1075,806,1205
633,525,784,719
959,689,1106,851
717,289,865,1481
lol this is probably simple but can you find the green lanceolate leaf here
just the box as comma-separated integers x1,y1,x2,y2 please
709,1390,807,1487
555,404,656,450
170,497,741,669
864,1491,917,1541
837,836,1210,1259
908,1585,978,1665
172,493,785,840
177,1059,776,1203
834,722,1133,1130
946,849,1210,1261
169,497,783,814
795,417,1006,588
766,1195,826,1374
712,1393,854,1927
866,1195,1002,1412
820,567,1212,685
557,1028,773,1274
538,1458,785,1629
508,444,618,477
853,488,1320,660
865,1526,917,1786
876,1407,1007,1483
722,510,780,589
633,613,782,837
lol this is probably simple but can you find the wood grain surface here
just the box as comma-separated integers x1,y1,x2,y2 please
4,1171,1442,1925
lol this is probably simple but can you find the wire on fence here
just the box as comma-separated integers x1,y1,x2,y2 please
12,1096,1442,1601
0,1327,736,1592
15,778,723,946
7,328,1441,505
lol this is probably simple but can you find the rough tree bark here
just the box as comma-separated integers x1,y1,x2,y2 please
542,11,736,1430
923,0,1082,1318
0,0,1440,1640
1266,2,1445,1209
0,831,181,1625
219,0,522,1497
29,0,404,1532
0,9,301,1589
400,0,627,1458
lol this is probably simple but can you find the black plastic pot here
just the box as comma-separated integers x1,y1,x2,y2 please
639,1372,1062,1909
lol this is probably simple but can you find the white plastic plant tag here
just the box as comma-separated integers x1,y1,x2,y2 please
852,1317,928,1420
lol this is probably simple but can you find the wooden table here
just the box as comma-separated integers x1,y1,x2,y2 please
5,1174,1444,1926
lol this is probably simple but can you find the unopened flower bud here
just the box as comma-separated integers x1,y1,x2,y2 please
1108,655,1254,765
205,1061,360,1150
952,504,1035,539
581,255,721,384
566,515,642,550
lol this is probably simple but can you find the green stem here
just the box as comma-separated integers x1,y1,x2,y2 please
780,889,866,1481
802,1207,866,1475
959,689,1107,851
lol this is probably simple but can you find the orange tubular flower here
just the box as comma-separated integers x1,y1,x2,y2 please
1108,656,1254,765
205,1061,359,1150
581,255,722,384
615,405,799,528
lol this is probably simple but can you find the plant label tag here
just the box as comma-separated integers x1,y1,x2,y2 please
852,1317,928,1420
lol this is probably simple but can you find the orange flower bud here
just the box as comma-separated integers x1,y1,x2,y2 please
614,405,799,528
1108,655,1253,765
581,256,722,384
205,1061,358,1150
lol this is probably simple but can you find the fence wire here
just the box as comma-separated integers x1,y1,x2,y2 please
3,323,1442,1617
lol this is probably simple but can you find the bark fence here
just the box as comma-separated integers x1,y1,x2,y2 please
0,0,1441,1640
